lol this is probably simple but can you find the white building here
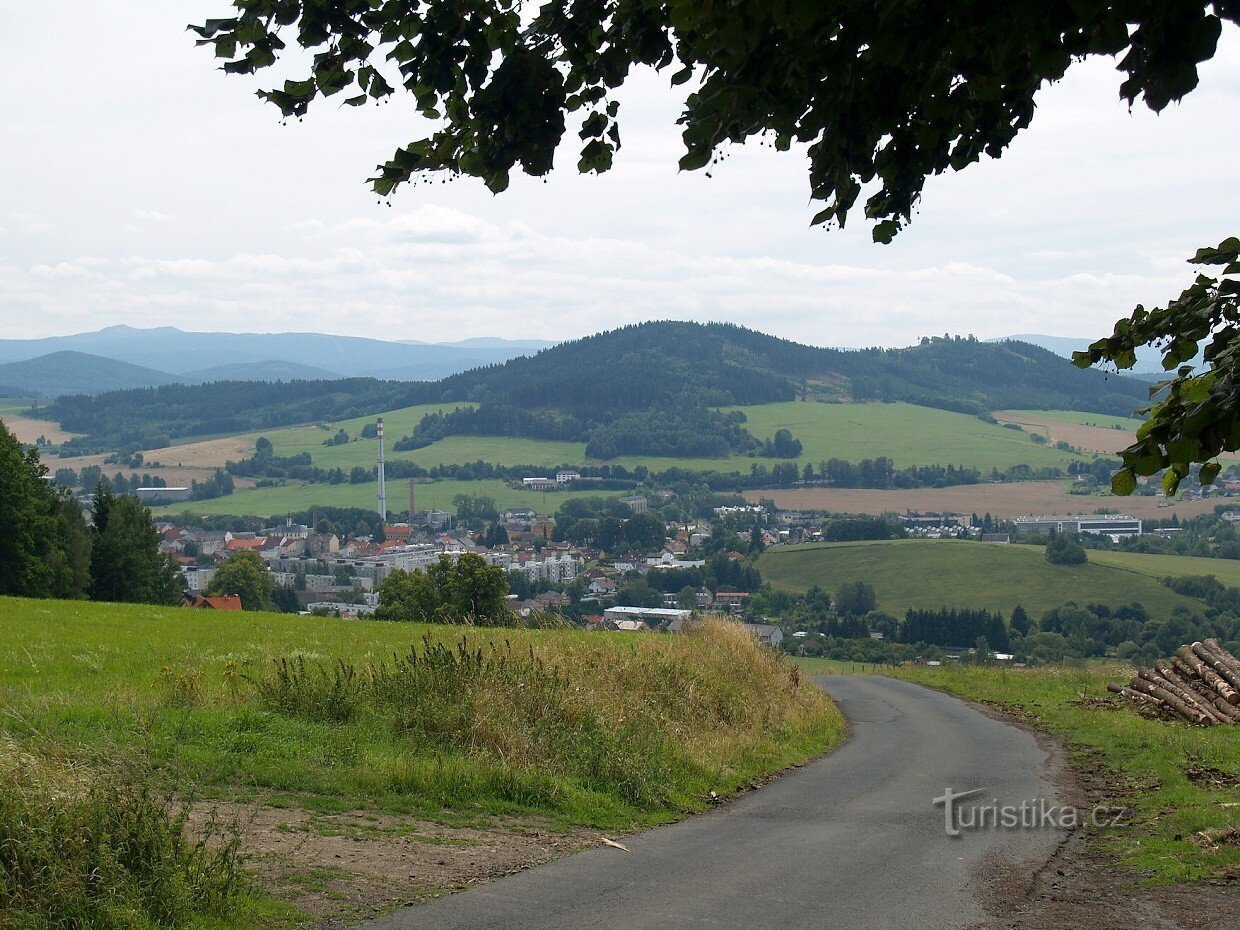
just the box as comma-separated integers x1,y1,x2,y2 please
1011,514,1142,538
603,606,692,626
555,470,581,484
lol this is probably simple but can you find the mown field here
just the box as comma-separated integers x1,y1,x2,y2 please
0,598,843,927
153,476,621,518
757,539,1206,617
889,663,1240,883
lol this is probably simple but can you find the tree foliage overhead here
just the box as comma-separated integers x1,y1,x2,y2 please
193,2,1235,242
1075,237,1240,495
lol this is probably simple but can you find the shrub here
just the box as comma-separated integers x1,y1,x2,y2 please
1046,535,1087,565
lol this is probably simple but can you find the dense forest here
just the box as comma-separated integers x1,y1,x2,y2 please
45,322,1149,458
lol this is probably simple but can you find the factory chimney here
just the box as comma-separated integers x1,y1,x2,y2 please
376,417,386,519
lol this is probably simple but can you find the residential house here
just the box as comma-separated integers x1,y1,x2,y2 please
742,623,784,648
181,594,242,611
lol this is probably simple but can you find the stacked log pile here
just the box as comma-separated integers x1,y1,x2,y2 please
1108,639,1240,726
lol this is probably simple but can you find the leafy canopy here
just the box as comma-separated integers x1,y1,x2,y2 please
192,2,1236,241
1074,237,1240,495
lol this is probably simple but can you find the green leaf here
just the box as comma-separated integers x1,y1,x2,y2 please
1199,462,1222,485
1161,467,1183,495
678,149,711,171
1110,468,1136,496
872,219,899,244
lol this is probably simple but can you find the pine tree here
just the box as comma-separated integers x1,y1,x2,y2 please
89,492,181,605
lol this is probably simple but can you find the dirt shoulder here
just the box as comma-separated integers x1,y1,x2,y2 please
962,700,1238,929
188,802,596,927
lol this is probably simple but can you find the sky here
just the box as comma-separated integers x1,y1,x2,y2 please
2,4,1238,348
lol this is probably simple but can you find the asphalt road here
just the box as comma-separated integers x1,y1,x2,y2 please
367,676,1068,929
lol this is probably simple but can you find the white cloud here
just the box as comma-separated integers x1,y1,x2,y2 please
0,4,1237,345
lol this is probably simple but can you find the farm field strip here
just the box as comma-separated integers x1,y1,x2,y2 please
745,481,1224,521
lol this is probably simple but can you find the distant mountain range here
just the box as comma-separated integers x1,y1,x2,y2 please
0,326,557,396
991,333,1199,375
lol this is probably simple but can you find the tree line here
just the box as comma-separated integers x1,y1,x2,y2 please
0,422,182,605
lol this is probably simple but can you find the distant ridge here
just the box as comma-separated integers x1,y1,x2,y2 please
181,360,339,384
0,351,179,396
990,333,1201,374
0,325,553,384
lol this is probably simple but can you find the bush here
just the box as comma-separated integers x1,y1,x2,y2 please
1046,535,1087,565
0,741,242,928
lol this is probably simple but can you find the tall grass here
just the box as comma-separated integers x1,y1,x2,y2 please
0,740,242,929
250,618,842,818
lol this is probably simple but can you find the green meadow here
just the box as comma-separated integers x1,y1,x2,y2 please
0,598,840,827
154,477,621,518
1087,549,1240,587
757,539,1205,617
736,401,1083,470
0,598,842,927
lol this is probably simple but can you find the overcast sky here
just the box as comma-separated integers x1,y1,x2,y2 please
2,5,1238,348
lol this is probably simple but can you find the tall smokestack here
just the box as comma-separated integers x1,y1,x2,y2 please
376,417,386,519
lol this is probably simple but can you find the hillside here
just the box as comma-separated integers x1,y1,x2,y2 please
757,539,1203,618
0,350,180,396
45,322,1150,458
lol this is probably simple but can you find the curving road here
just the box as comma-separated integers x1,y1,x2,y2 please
366,676,1068,929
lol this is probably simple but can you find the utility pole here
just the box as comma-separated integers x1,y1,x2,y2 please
376,417,386,520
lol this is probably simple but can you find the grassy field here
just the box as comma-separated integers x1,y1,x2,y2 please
0,598,843,926
757,539,1205,617
1088,549,1240,587
153,477,623,518
889,663,1240,883
737,401,1082,470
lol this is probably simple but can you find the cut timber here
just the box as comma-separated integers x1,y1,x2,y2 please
1121,641,1240,725
1175,645,1239,705
1128,677,1212,725
1139,669,1224,723
1197,641,1240,694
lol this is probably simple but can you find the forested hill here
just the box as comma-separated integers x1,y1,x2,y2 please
46,322,1149,458
434,323,1145,417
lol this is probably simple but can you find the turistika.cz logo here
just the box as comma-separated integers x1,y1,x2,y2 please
933,787,1129,837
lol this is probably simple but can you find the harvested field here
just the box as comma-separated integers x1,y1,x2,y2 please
141,435,257,468
40,451,245,489
745,480,1223,520
0,413,80,445
993,411,1135,454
